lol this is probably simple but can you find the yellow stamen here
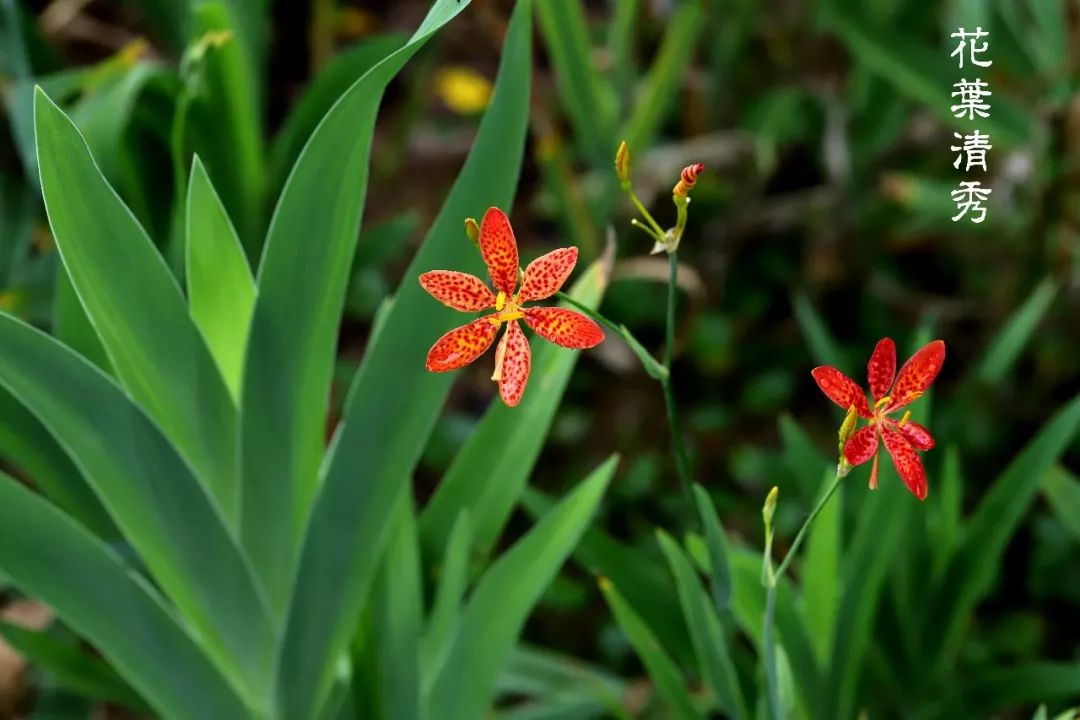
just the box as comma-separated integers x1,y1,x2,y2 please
874,396,892,411
495,291,507,311
898,411,912,428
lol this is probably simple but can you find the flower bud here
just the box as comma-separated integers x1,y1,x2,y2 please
615,141,632,187
464,217,480,246
838,404,858,455
762,486,779,527
673,162,704,198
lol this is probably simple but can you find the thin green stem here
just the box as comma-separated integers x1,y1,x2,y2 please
762,466,845,719
661,251,693,516
625,189,667,240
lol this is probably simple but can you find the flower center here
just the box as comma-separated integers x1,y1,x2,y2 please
490,291,524,325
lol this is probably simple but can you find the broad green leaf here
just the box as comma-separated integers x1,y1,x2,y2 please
185,3,265,249
802,469,841,665
819,474,907,720
371,491,423,720
420,259,608,552
599,577,702,720
931,445,963,578
239,0,479,612
34,88,239,523
791,293,844,369
692,484,733,612
536,0,618,164
0,315,274,710
185,156,256,400
1042,465,1080,541
925,394,1080,669
430,457,616,720
618,0,703,153
275,2,529,715
607,0,641,101
521,487,696,667
778,413,832,501
0,473,251,719
271,34,406,189
973,278,1058,384
0,386,113,537
0,620,148,711
657,531,746,719
52,268,110,373
421,511,473,690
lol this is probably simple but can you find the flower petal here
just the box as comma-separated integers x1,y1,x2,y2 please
867,337,897,401
811,366,871,418
843,425,879,466
494,320,531,407
881,426,928,500
425,317,499,373
889,340,945,411
518,247,578,302
479,206,520,295
523,307,605,349
896,420,935,451
419,270,496,312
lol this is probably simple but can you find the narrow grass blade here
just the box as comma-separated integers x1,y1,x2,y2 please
802,469,841,665
656,530,746,719
791,293,845,369
536,0,617,164
185,156,255,401
599,576,703,720
0,315,275,709
429,456,616,720
972,278,1058,385
34,87,239,523
1042,465,1080,541
0,473,252,719
691,484,732,611
496,645,628,716
618,0,703,154
521,487,696,667
421,511,473,690
931,445,963,578
420,259,608,553
819,475,907,720
240,0,477,613
944,662,1080,718
372,491,424,720
0,620,148,711
925,394,1080,669
275,2,528,716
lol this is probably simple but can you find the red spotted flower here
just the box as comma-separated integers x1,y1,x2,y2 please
420,207,605,407
812,339,945,500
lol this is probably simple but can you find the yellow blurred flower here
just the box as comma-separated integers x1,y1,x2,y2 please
434,67,493,115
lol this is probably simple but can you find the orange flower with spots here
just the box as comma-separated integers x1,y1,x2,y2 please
420,207,604,407
812,339,945,500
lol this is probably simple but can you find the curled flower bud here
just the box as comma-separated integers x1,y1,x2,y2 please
673,162,704,198
464,217,480,246
762,486,779,527
615,140,632,187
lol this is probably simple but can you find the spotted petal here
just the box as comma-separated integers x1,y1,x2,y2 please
479,206,520,295
419,270,496,312
425,317,499,373
843,425,879,466
493,320,531,407
867,337,896,401
889,340,945,411
523,307,605,349
895,420,935,451
518,247,578,302
811,366,871,418
881,426,928,500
